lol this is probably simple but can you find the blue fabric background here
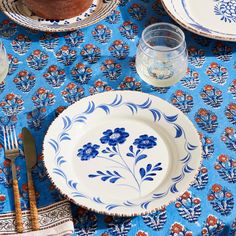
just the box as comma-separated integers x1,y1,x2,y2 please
0,0,235,235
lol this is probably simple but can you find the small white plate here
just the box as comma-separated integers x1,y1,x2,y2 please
161,0,236,41
0,0,119,32
43,91,202,216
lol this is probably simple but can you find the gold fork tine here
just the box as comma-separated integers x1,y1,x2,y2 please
3,125,24,233
9,126,14,149
8,126,13,149
2,126,7,149
13,127,19,149
6,126,11,149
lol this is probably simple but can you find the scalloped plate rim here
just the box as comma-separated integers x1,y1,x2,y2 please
161,0,236,42
0,0,119,32
43,90,202,216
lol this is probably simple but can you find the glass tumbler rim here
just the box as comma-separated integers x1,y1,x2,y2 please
138,42,187,60
141,22,186,52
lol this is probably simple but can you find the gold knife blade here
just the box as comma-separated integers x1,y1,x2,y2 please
22,128,37,169
22,127,40,231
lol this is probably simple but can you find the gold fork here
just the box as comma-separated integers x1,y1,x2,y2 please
2,125,24,233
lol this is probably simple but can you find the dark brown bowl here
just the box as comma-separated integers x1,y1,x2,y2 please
23,0,93,20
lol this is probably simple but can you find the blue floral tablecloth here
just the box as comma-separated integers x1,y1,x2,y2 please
0,0,235,235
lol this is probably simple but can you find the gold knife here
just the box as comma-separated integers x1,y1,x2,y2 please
22,127,40,231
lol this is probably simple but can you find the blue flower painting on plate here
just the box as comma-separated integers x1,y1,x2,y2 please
214,0,236,23
77,127,162,194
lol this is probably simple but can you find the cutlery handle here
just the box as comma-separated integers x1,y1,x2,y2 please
13,179,24,233
28,174,40,231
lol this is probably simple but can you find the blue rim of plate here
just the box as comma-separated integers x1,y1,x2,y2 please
161,0,236,42
0,0,119,32
43,91,202,216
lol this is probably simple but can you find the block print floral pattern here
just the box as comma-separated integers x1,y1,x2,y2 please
0,0,235,235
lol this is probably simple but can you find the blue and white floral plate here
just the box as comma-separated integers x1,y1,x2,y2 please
43,91,202,216
161,0,236,41
0,0,118,32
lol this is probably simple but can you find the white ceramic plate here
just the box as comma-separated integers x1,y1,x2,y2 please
161,0,236,41
0,0,119,32
43,91,202,216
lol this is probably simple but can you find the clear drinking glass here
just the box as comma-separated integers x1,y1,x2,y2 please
0,42,9,83
136,23,188,87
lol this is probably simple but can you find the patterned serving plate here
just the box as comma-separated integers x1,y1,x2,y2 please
0,0,118,32
43,91,202,216
161,0,236,41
